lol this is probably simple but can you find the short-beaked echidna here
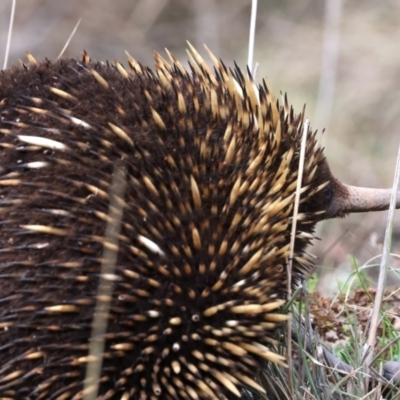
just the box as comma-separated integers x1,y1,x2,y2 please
0,46,399,399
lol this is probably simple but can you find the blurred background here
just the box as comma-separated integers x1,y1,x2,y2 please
0,0,399,293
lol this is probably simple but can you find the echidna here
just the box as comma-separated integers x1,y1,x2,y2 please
0,46,398,399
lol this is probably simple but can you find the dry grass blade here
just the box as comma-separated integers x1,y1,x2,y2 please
3,0,16,69
57,18,82,59
364,143,400,383
83,163,127,400
286,118,309,396
248,0,258,73
288,119,309,294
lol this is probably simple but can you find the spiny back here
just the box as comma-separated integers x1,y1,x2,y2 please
0,48,331,399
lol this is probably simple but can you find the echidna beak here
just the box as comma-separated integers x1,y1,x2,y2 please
326,181,400,218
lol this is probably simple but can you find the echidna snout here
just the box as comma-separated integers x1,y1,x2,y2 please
0,47,398,399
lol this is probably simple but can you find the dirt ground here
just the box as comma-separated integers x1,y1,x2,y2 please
0,0,399,293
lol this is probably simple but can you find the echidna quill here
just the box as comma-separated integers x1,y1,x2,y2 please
0,45,399,399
